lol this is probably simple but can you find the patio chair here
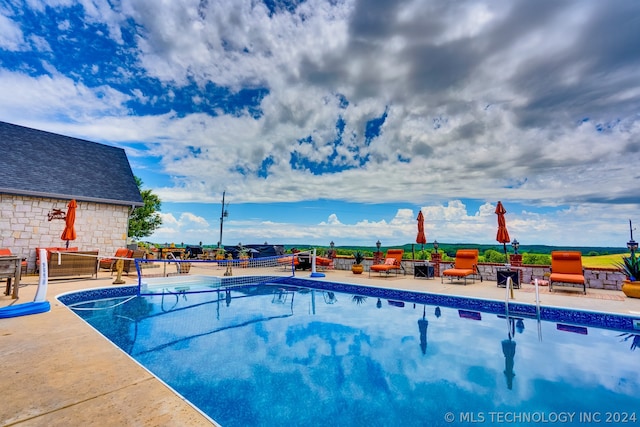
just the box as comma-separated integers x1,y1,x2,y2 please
369,249,405,277
442,249,482,285
315,255,334,270
549,251,585,294
99,248,132,273
277,255,299,270
0,248,27,273
122,249,146,275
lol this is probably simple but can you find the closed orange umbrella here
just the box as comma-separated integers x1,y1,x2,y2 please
416,210,427,260
495,201,510,259
416,211,427,247
61,199,77,248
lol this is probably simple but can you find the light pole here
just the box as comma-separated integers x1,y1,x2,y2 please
374,240,383,264
511,239,522,267
431,240,441,277
628,219,638,256
218,191,229,249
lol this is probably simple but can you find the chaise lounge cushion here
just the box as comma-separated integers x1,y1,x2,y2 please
370,249,404,276
36,247,79,263
442,250,478,277
315,256,333,267
442,249,481,284
549,251,585,293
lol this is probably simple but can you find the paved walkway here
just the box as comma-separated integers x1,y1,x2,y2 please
2,267,639,426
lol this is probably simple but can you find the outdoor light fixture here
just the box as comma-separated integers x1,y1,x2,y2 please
628,220,638,254
376,240,381,251
511,239,520,254
433,240,439,253
330,241,335,249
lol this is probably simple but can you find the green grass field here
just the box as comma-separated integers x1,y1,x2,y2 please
581,253,628,268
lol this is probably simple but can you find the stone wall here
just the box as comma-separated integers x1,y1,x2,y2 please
331,256,625,291
1,194,130,272
473,263,625,291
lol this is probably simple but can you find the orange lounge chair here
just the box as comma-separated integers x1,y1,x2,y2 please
315,256,334,269
442,249,482,285
369,249,405,277
277,255,299,270
549,251,585,294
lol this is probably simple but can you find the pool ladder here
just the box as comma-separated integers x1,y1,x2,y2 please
505,276,542,341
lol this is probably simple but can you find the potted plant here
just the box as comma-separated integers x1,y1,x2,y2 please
146,244,157,260
352,251,365,274
618,332,640,351
352,295,367,305
177,253,192,274
617,252,640,298
238,249,250,268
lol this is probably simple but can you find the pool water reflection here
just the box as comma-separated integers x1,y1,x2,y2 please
71,284,640,427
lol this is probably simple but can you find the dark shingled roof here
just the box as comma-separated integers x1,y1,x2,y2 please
0,121,143,206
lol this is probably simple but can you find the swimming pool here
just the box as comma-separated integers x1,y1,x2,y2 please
59,278,640,427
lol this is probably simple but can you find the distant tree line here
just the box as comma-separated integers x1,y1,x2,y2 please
290,243,623,267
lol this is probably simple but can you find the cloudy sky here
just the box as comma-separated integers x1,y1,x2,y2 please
1,0,639,248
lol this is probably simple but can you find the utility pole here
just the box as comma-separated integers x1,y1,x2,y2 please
218,191,228,249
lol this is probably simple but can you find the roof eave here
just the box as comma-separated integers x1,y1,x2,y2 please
0,188,144,207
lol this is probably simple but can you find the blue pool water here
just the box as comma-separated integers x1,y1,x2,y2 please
61,279,640,427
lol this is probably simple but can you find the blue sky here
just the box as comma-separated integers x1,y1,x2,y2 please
1,0,639,248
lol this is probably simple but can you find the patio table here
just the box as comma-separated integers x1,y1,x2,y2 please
1,256,22,299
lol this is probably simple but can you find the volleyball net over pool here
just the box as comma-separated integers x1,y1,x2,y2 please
135,251,321,296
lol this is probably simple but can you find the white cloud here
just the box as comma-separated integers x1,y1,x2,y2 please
0,13,26,51
2,0,639,248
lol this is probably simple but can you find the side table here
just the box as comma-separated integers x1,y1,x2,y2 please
1,256,22,299
414,264,435,279
497,269,520,289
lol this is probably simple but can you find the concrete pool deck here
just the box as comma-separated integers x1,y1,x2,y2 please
2,266,640,426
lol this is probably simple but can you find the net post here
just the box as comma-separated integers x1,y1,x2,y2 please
310,248,325,278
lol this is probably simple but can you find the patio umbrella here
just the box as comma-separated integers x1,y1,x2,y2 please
502,338,516,390
60,199,77,249
502,316,516,389
416,211,427,256
418,306,429,354
495,201,510,260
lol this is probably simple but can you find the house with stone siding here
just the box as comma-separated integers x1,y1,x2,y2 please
0,121,143,273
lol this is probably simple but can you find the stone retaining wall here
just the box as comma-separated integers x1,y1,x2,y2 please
331,256,625,291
